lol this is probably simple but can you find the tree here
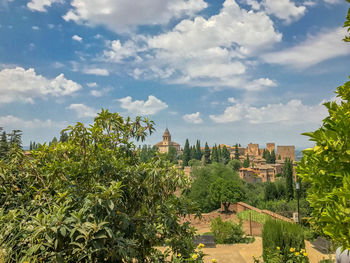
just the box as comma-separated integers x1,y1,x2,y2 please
182,138,190,166
0,130,8,158
222,146,230,165
243,154,250,168
8,129,22,148
228,159,242,171
167,146,178,164
0,110,200,262
264,182,278,201
204,142,211,164
211,144,219,163
297,78,350,249
60,131,69,143
217,145,222,162
190,145,196,160
210,178,245,213
283,158,294,200
195,140,202,160
270,150,276,164
234,144,240,160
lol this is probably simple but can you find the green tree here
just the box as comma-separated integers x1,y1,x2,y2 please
217,145,222,162
222,146,230,165
0,130,8,158
264,182,278,201
234,144,240,160
190,145,196,160
243,154,250,168
211,144,219,163
167,146,178,164
59,131,69,143
297,78,350,249
195,140,202,160
270,150,276,164
8,129,22,148
228,159,242,171
182,138,190,167
210,178,245,213
283,158,294,200
0,110,200,262
204,142,211,164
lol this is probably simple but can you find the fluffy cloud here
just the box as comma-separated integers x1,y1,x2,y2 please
82,67,109,76
263,0,306,23
0,115,65,129
118,95,168,115
27,0,62,12
0,67,81,104
183,112,203,124
72,35,83,42
63,0,207,32
67,104,98,118
101,0,282,89
210,99,327,124
263,27,350,68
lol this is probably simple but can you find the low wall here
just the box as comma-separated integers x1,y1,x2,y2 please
221,201,294,223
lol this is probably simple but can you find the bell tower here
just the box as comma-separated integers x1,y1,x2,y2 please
162,128,171,143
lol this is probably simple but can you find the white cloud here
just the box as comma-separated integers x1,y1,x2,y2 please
82,67,109,76
0,115,65,129
32,26,40,30
118,95,168,115
210,99,327,124
63,0,207,32
87,82,98,88
263,27,350,68
228,97,236,103
183,112,203,124
27,0,62,12
0,67,81,104
100,0,281,89
72,34,83,42
67,104,98,118
90,90,102,97
263,0,306,23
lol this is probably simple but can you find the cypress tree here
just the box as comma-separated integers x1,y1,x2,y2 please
204,142,211,164
217,145,222,162
212,144,219,163
222,146,230,165
234,143,240,160
0,131,8,158
190,145,196,160
182,139,190,167
284,158,294,200
243,154,250,168
60,132,69,143
195,140,202,160
270,150,276,164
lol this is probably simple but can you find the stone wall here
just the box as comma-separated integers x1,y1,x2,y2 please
277,146,295,161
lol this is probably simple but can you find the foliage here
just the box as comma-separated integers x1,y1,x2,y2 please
262,219,306,262
234,144,240,160
210,178,245,213
297,79,350,249
139,144,158,162
195,140,202,161
183,139,191,167
228,159,242,171
186,163,240,212
264,180,286,201
210,217,249,244
258,199,311,218
0,129,8,159
283,158,294,200
167,146,178,164
0,110,200,262
243,154,250,168
254,246,309,263
204,142,211,164
211,145,219,163
221,146,230,165
237,210,271,224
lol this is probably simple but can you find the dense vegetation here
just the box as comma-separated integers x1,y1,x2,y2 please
210,217,250,244
0,110,201,262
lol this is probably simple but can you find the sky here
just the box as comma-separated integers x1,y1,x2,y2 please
0,0,349,149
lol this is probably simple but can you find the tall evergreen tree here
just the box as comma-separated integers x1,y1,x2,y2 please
195,140,202,160
182,139,190,167
204,142,211,164
190,145,196,160
30,141,33,150
0,130,8,158
283,158,294,200
211,144,219,163
8,129,22,148
222,145,230,165
60,132,69,143
234,143,240,160
217,145,222,162
270,150,276,164
243,154,250,168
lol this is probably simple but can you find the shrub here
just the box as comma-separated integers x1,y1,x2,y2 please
210,217,248,244
262,219,307,262
237,210,271,224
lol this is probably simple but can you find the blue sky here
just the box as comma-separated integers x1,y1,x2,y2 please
0,0,349,149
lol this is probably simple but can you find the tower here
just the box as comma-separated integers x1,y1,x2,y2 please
162,128,171,143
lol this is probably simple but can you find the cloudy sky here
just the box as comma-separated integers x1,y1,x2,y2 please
0,0,349,149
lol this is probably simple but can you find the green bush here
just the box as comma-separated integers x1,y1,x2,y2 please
237,210,271,224
262,219,307,262
210,217,249,244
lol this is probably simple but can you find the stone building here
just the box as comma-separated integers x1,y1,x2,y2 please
154,128,181,154
277,146,295,161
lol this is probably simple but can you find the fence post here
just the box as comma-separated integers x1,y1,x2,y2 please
249,211,252,236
